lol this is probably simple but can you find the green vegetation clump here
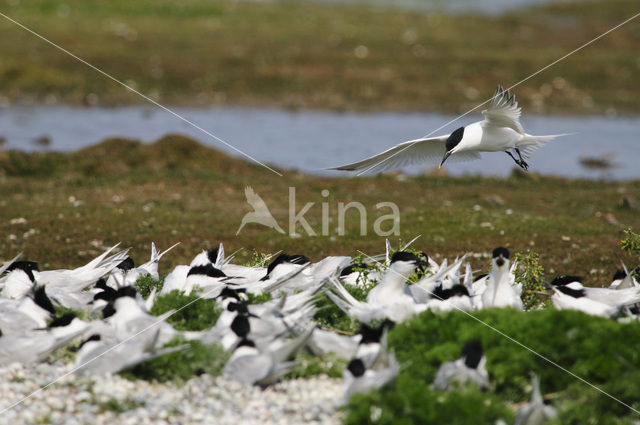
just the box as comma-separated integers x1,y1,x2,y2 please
123,337,229,383
621,229,640,255
344,309,640,424
246,291,273,304
96,397,144,413
621,229,640,280
150,290,221,331
285,353,347,379
345,378,513,425
134,275,164,299
514,251,547,310
245,251,273,268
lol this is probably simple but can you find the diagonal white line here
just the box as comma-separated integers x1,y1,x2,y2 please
356,249,640,415
0,279,225,414
356,10,640,176
0,12,283,177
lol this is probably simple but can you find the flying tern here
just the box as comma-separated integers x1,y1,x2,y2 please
330,85,569,174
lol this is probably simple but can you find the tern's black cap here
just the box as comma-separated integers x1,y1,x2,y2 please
612,269,627,281
117,257,135,271
49,313,76,328
432,283,470,301
554,282,586,298
261,253,310,280
231,314,251,338
445,127,465,153
492,247,510,259
551,275,583,286
461,340,483,369
7,261,39,282
206,247,219,264
188,263,226,278
76,334,101,351
347,358,366,378
358,319,395,344
390,251,418,264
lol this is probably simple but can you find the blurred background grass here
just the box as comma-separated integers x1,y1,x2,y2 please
0,0,639,113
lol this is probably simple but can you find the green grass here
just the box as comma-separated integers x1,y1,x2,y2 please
0,0,638,113
344,308,640,424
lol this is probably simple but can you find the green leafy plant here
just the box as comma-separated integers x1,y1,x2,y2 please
514,251,547,310
621,229,640,280
347,253,384,287
246,291,273,304
150,290,221,331
134,275,165,299
621,229,640,255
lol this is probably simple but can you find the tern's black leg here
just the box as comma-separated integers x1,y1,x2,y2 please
505,150,520,165
515,148,529,170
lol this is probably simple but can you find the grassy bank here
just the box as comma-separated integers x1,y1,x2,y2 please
1,134,638,286
0,0,639,113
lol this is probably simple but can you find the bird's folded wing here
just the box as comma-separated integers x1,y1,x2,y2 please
482,85,524,134
329,135,478,174
225,354,272,384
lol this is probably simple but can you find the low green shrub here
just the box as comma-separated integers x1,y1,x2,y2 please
122,337,229,382
150,290,221,331
345,308,640,424
514,251,547,310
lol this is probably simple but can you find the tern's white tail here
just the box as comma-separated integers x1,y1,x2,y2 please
519,133,574,157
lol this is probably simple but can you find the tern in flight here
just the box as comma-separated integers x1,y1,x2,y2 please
330,85,570,174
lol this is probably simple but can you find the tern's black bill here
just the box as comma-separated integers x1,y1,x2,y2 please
440,151,452,167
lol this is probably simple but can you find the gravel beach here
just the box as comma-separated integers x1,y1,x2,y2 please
0,362,343,425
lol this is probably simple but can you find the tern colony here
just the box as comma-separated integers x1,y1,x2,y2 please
0,240,638,420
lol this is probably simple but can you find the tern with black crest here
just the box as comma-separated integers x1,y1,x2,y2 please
329,85,570,174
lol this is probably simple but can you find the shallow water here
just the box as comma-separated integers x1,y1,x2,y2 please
0,105,637,180
267,0,553,15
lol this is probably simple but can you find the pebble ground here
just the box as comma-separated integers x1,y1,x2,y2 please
0,362,343,425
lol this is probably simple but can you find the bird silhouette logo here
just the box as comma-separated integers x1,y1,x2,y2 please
236,186,285,235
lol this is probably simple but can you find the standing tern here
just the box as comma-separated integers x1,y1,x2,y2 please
329,85,569,174
481,247,523,310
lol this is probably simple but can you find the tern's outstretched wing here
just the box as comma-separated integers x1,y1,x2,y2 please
328,135,479,174
482,85,524,134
